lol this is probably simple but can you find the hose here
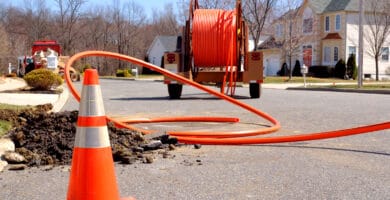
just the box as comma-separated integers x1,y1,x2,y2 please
65,50,390,145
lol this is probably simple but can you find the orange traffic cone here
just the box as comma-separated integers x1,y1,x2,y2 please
67,69,135,200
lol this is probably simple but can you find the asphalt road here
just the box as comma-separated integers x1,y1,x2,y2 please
1,79,389,200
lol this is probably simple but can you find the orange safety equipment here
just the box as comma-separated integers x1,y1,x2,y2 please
67,69,135,200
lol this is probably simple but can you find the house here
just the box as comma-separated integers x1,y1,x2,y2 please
259,0,390,79
146,36,179,68
248,35,271,52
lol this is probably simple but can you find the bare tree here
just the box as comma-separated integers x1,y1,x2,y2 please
54,0,86,55
176,0,190,23
198,0,235,9
2,7,28,57
0,22,10,73
0,4,11,72
364,0,390,81
122,1,147,63
242,0,276,50
280,8,300,79
151,3,180,36
275,0,306,80
22,0,51,44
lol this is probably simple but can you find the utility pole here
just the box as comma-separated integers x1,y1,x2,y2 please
358,0,363,88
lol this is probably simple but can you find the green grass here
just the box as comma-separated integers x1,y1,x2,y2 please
314,84,390,90
0,103,33,110
137,74,163,79
0,103,33,137
0,120,12,137
263,76,355,84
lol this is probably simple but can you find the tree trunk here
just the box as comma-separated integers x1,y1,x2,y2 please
288,56,292,80
375,57,379,81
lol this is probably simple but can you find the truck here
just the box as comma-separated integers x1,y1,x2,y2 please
17,40,80,82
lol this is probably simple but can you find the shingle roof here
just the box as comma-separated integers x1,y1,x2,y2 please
157,36,178,52
257,37,283,50
309,0,376,13
322,33,342,40
309,0,333,13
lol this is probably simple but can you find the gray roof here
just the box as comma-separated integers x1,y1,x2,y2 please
257,37,283,50
157,36,178,52
309,0,375,13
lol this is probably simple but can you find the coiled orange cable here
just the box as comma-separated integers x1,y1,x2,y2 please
193,9,238,95
192,9,237,67
65,51,390,145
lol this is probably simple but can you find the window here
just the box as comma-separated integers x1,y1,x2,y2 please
303,18,313,33
335,15,341,31
276,24,283,37
303,8,313,34
382,47,389,61
349,46,356,57
334,47,339,62
324,47,331,63
325,16,330,32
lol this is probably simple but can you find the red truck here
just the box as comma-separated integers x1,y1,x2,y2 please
17,40,80,81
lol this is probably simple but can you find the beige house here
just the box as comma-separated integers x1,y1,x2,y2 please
260,0,390,79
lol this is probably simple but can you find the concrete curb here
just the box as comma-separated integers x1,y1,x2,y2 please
51,86,69,112
100,77,164,83
287,87,390,95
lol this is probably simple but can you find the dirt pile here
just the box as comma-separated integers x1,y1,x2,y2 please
4,104,178,167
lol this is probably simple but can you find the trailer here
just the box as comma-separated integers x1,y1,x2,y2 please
163,0,263,99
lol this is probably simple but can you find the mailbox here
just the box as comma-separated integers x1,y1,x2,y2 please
301,64,308,74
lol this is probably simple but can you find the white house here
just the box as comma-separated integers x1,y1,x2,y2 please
147,36,179,68
259,0,390,79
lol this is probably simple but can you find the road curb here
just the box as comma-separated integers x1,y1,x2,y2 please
287,87,390,95
51,86,69,112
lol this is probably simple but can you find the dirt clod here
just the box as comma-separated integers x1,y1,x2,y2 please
3,104,178,168
2,151,26,164
8,164,28,170
144,155,154,164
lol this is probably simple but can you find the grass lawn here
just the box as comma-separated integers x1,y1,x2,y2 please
263,76,355,83
0,120,11,137
0,103,33,137
312,83,390,90
0,103,33,110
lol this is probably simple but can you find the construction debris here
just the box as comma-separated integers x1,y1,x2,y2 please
1,104,178,169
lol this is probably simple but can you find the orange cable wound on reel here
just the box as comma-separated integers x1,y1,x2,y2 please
192,9,237,67
192,9,238,95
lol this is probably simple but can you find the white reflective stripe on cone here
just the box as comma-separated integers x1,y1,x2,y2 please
79,85,105,116
75,127,110,148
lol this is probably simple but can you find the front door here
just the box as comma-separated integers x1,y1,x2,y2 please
303,45,312,67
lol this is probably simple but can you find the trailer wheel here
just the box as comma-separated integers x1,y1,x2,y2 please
70,72,79,82
168,84,183,99
249,83,261,98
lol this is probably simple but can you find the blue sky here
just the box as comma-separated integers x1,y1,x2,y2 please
82,0,178,15
5,0,178,17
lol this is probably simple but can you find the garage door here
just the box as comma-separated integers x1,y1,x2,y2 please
264,54,281,76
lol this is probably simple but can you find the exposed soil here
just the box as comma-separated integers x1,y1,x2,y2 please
1,104,178,167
